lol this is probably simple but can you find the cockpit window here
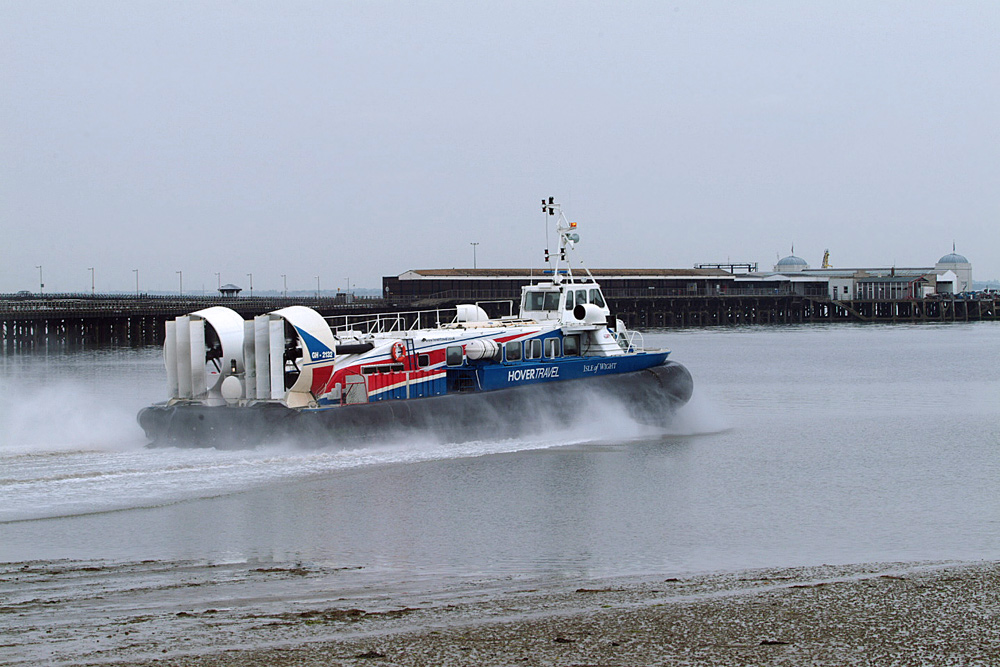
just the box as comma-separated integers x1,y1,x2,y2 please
589,288,606,308
525,291,560,311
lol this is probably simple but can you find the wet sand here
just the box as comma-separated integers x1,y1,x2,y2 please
3,559,998,666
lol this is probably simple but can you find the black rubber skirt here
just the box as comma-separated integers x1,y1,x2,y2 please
138,361,694,449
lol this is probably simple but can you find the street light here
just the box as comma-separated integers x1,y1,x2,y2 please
35,265,43,294
281,274,287,298
247,273,253,297
133,269,139,296
215,272,221,291
176,270,183,296
88,267,95,295
315,276,320,299
470,242,479,269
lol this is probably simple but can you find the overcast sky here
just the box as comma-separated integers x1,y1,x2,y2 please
3,1,998,294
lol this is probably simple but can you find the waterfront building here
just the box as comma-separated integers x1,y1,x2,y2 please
935,251,972,292
382,250,971,305
732,249,969,299
382,268,731,305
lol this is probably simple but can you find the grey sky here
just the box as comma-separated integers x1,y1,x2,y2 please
3,1,998,293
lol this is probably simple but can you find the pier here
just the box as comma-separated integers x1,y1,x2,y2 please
0,294,383,352
606,292,998,328
2,292,996,352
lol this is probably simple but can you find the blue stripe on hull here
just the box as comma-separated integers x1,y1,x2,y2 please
476,351,670,391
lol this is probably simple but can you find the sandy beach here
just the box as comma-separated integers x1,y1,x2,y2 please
2,558,997,666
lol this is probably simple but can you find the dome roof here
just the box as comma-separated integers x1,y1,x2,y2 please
937,252,969,265
775,254,809,270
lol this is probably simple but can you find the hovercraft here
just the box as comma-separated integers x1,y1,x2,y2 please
138,199,693,448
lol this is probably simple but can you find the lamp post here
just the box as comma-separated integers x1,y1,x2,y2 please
470,242,479,269
36,265,43,294
281,274,287,298
315,276,320,299
247,273,253,297
176,270,183,295
88,267,94,295
133,269,139,296
215,272,221,291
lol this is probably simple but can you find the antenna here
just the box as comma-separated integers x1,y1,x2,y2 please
539,197,594,285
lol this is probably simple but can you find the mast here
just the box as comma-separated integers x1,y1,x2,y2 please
541,197,585,285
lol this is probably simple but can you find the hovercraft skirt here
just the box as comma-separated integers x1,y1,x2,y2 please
138,361,693,449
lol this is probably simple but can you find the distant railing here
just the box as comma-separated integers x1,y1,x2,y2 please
0,293,388,316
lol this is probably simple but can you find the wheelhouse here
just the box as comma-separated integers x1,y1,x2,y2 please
519,281,609,322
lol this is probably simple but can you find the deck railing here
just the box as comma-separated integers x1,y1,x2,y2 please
325,307,460,336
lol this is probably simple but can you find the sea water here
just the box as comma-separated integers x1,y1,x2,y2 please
1,323,998,579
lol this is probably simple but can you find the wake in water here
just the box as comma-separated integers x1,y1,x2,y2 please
0,378,149,456
0,399,725,525
0,351,727,524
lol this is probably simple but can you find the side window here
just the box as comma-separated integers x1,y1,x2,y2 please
576,290,587,308
446,346,464,367
417,354,430,367
589,288,606,308
544,337,560,358
505,340,522,362
563,334,580,357
526,339,542,360
564,291,574,310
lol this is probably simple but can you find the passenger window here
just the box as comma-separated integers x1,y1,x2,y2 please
505,340,522,362
446,346,464,366
589,289,605,308
563,335,580,357
544,338,560,358
526,339,542,359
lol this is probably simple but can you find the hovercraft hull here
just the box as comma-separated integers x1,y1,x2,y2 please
138,361,693,449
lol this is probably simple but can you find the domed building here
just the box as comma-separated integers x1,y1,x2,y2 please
774,253,809,272
935,249,972,292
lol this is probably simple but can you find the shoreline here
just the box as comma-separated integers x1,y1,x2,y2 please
3,559,998,665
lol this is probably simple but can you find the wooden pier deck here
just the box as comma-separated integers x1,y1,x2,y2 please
1,293,996,351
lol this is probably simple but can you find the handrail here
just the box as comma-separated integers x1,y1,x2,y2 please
616,329,645,353
324,307,460,336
